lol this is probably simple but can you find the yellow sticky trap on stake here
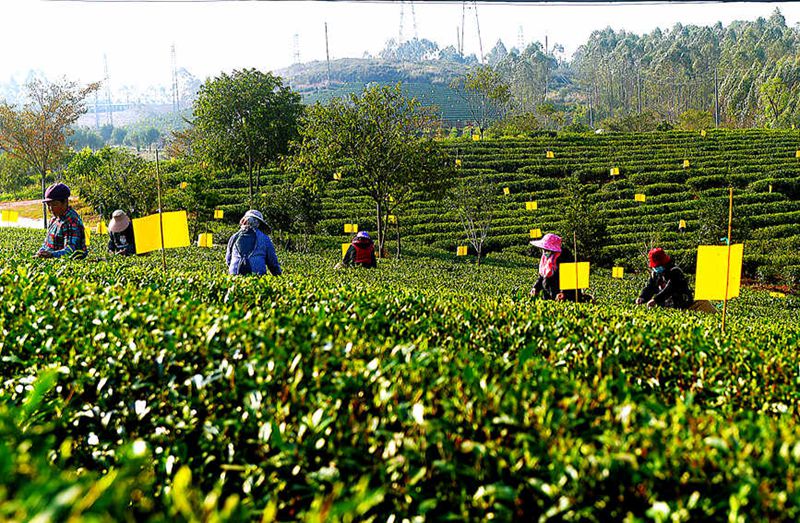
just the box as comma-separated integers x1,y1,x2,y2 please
795,150,800,159
457,245,468,256
529,228,542,239
197,233,213,248
679,219,687,229
683,160,690,168
180,182,188,189
333,172,342,181
0,210,19,222
133,211,190,255
546,150,554,159
525,201,537,211
503,187,510,196
612,267,624,279
84,227,91,247
96,222,108,235
770,291,786,298
635,193,646,202
769,184,773,193
700,130,707,137
341,243,350,257
559,262,590,290
213,209,224,220
610,167,620,176
472,134,481,141
455,158,462,167
388,214,397,224
694,244,744,300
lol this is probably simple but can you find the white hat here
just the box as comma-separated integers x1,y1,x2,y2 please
242,209,268,227
108,209,131,233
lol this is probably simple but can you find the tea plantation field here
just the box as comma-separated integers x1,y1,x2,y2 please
2,227,800,521
212,129,800,283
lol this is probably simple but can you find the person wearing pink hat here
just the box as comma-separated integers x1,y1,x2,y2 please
107,209,136,255
529,233,589,302
636,248,693,309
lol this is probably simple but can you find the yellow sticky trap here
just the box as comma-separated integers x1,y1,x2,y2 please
683,160,690,168
472,134,481,141
503,187,510,196
529,228,541,239
457,245,468,256
612,266,624,279
85,227,91,247
455,158,462,167
341,243,350,257
694,244,744,300
197,233,213,248
333,172,342,181
769,184,773,193
213,209,224,220
96,222,108,235
700,130,707,137
388,214,397,224
770,291,786,298
610,167,619,176
133,211,191,255
388,195,395,203
679,219,687,229
180,182,188,189
635,193,646,202
795,150,800,159
0,210,19,222
525,201,537,211
546,150,554,159
559,262,591,290
344,223,358,233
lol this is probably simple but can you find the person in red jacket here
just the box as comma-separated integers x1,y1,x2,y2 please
341,231,377,268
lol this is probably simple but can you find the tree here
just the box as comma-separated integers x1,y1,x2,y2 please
450,66,511,137
677,109,713,131
0,153,33,197
291,83,454,257
0,77,99,227
191,69,303,203
555,175,609,263
447,171,501,265
64,147,158,219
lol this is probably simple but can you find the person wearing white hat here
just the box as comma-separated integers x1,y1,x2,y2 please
225,209,282,276
107,209,136,255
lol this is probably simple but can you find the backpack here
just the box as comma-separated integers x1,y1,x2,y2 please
232,229,257,275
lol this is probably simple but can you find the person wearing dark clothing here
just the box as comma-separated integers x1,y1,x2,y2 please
226,210,281,276
107,209,136,255
35,182,87,260
636,248,694,309
529,233,592,303
342,231,377,268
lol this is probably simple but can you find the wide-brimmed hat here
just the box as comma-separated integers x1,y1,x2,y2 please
648,248,671,268
108,209,131,233
242,209,268,227
42,182,70,202
529,233,562,253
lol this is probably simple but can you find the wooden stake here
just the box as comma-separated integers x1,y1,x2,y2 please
155,149,167,272
573,231,579,304
722,187,733,333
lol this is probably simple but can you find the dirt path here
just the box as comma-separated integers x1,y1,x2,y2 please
0,199,40,209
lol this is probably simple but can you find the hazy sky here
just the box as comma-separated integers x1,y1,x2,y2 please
4,1,800,89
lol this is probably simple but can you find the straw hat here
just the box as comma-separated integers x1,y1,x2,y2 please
108,209,131,233
529,233,562,253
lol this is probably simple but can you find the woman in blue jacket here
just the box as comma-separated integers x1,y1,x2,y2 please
226,210,282,276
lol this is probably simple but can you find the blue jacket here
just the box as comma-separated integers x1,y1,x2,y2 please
225,228,282,276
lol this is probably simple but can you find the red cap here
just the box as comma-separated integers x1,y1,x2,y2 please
648,248,671,268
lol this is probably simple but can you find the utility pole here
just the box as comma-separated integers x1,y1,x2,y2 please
171,44,179,112
292,33,300,64
473,1,484,63
398,0,405,44
460,2,465,57
325,22,332,90
410,1,418,40
103,54,112,127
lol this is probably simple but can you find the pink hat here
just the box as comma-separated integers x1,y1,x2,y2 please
529,233,562,252
108,209,131,233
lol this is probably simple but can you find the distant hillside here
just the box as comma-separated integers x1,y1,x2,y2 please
278,58,475,124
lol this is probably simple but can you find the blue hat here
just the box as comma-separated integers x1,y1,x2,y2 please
43,182,70,202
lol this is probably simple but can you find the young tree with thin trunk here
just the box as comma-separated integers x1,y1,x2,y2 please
447,171,501,266
0,77,99,227
291,83,454,257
